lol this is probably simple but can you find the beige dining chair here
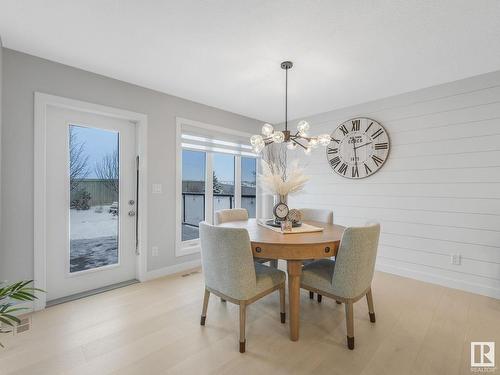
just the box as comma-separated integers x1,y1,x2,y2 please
214,208,248,225
299,208,333,225
199,222,286,353
300,223,380,350
299,208,334,302
215,208,278,269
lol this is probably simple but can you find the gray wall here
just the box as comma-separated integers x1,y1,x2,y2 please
287,70,500,299
0,48,262,281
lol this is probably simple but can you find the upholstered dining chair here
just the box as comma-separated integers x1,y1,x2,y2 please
299,208,334,302
214,208,248,225
215,208,278,269
299,208,333,225
300,223,380,350
199,222,286,353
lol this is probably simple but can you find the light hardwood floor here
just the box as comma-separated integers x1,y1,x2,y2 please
0,267,499,375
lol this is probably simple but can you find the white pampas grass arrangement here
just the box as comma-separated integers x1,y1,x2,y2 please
259,159,309,196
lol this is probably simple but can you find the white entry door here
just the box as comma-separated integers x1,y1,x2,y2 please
45,106,137,302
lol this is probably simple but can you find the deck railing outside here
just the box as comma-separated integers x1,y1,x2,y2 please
181,192,256,241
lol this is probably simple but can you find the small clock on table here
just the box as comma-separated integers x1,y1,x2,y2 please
273,202,289,223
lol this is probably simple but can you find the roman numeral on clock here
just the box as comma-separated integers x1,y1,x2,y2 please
364,163,372,175
331,137,340,144
372,155,384,166
352,165,359,178
329,156,341,168
351,120,360,131
327,147,338,154
375,142,388,150
339,124,349,136
338,163,348,175
372,128,384,139
365,121,373,133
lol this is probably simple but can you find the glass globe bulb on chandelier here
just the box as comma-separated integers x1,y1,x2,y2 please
250,61,332,155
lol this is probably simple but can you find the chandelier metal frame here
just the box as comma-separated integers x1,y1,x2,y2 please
250,61,331,154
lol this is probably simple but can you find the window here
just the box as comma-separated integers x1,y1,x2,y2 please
181,150,206,241
69,125,119,273
212,153,235,222
241,157,257,218
176,118,258,256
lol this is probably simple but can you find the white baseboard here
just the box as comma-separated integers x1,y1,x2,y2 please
141,259,202,282
376,261,500,300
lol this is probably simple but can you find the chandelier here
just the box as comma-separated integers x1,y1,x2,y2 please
250,61,331,154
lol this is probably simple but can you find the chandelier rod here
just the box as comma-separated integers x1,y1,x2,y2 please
285,65,288,132
280,61,293,134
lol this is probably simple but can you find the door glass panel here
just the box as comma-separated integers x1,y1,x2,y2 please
241,157,257,218
213,153,235,221
69,125,119,273
182,150,206,241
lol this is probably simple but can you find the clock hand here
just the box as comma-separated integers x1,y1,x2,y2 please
352,137,359,170
354,141,372,151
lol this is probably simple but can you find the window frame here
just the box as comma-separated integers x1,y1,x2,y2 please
175,118,258,257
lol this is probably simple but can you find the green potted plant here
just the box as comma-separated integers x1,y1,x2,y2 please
0,280,43,347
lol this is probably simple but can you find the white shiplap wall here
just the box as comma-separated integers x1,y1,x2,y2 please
287,70,500,299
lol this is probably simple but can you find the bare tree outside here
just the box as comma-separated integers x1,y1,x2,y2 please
69,126,90,191
94,149,119,194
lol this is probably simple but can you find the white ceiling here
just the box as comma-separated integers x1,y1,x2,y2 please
1,1,499,123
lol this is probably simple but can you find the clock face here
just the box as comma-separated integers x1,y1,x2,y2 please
274,203,289,220
326,118,390,179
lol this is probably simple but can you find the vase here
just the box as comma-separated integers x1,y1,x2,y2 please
274,194,288,206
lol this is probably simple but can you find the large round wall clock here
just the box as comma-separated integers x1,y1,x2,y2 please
326,117,390,179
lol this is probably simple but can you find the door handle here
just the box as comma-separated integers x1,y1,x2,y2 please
128,210,136,217
135,155,140,255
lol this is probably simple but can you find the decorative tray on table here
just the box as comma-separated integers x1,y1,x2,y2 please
258,219,324,234
265,219,302,228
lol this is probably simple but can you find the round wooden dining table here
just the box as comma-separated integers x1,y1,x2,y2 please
219,218,345,341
